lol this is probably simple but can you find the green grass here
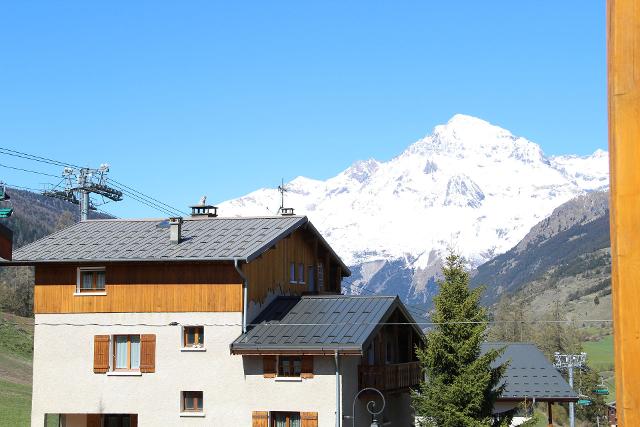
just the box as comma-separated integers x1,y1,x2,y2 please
0,314,33,427
583,334,614,371
0,379,31,426
583,334,616,403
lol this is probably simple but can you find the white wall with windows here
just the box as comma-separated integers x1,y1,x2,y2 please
31,312,346,427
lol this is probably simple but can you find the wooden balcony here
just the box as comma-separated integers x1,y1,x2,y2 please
358,361,422,392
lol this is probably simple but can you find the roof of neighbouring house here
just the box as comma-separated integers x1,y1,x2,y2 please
482,342,579,402
8,215,349,272
231,295,424,355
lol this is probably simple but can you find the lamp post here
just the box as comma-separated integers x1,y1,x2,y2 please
348,387,386,427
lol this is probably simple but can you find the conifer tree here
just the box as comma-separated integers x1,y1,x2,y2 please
412,253,510,427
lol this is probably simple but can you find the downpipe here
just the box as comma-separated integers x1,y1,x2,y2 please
234,259,248,333
335,350,341,427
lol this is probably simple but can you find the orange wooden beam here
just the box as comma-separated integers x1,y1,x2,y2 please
608,0,640,425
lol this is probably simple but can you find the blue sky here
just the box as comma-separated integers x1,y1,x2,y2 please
0,1,606,218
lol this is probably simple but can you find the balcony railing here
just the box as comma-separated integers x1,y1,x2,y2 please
358,361,422,392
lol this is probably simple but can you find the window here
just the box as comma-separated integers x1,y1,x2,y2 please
183,326,204,348
289,263,296,283
278,356,302,377
271,412,301,427
307,266,314,292
113,335,140,371
102,414,137,427
297,263,305,284
77,267,106,293
182,391,203,412
317,263,324,290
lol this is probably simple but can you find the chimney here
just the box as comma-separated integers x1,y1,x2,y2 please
280,207,295,216
190,196,218,218
169,217,183,244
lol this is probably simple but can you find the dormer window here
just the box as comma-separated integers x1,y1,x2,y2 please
77,267,106,293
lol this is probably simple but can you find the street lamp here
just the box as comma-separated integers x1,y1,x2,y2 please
348,387,386,427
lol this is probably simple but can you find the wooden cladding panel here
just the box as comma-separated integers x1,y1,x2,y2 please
93,335,110,373
301,412,318,427
34,262,242,313
262,355,276,378
35,262,240,285
139,334,156,373
34,283,242,313
251,411,269,427
243,228,324,304
608,0,640,424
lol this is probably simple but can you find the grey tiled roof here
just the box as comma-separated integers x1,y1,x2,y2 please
231,295,423,353
11,216,346,266
482,343,578,401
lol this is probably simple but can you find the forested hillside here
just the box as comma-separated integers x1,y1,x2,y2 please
0,188,110,316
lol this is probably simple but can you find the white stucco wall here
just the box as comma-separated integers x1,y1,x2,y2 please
32,312,415,427
31,312,342,427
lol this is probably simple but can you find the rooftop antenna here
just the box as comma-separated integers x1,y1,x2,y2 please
277,178,287,213
43,164,123,221
277,178,295,216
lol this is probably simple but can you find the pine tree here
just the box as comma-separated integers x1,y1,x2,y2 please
412,253,510,427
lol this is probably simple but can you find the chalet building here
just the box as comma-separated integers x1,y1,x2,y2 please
8,209,424,427
482,343,578,424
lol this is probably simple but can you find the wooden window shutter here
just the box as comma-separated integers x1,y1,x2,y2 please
140,334,156,373
301,412,318,427
93,335,110,373
252,411,268,427
263,356,276,378
301,356,314,378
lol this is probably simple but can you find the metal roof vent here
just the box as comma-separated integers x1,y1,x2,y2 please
190,196,218,218
169,217,183,244
280,207,295,216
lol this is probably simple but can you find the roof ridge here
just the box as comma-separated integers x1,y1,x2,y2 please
85,215,308,222
301,294,396,299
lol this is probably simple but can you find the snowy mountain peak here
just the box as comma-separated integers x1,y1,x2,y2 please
405,115,545,166
341,158,380,183
218,114,609,302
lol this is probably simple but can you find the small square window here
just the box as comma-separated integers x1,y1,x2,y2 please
183,326,204,348
77,268,106,293
182,391,203,412
278,356,302,377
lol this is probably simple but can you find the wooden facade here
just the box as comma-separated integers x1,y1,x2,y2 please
34,262,243,314
243,227,345,304
33,227,347,314
359,308,422,392
608,0,640,424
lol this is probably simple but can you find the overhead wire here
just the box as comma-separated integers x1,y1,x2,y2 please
33,319,613,327
0,163,61,178
109,178,189,216
341,279,430,316
5,183,50,192
0,147,187,217
0,147,79,168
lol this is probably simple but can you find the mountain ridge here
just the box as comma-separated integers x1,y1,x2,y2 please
218,114,608,307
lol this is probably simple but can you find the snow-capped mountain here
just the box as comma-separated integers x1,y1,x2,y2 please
218,114,609,307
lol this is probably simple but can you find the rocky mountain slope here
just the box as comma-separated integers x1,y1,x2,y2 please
479,191,612,332
473,191,610,304
218,114,609,307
